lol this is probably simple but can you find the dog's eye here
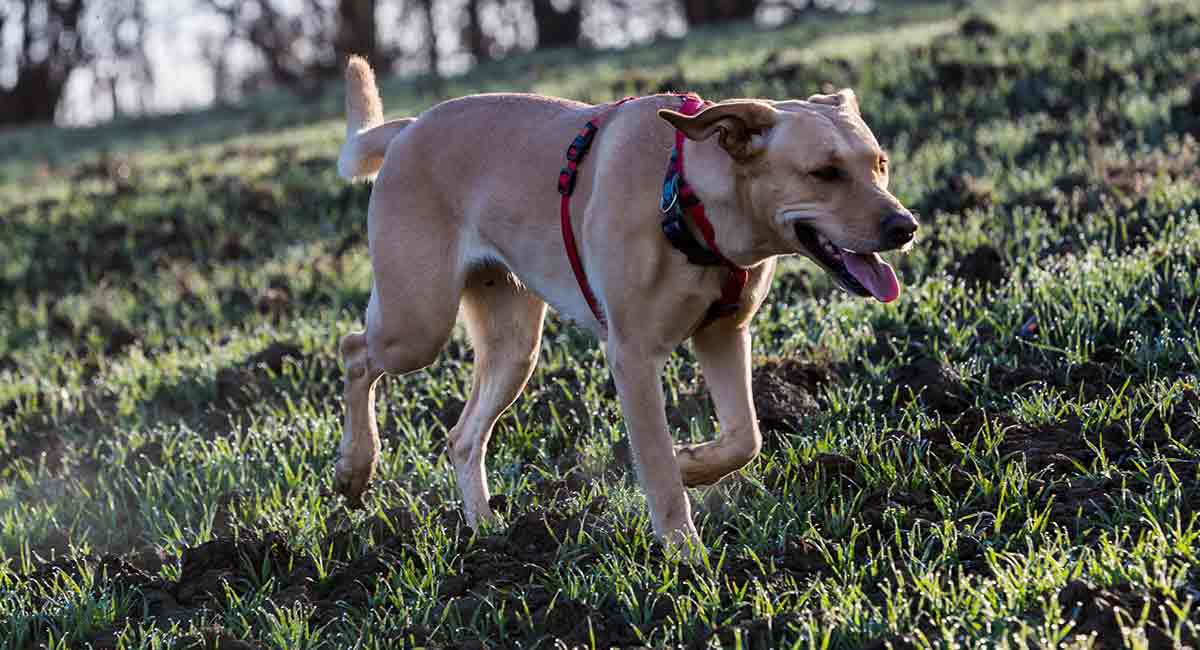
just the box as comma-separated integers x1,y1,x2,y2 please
810,166,842,182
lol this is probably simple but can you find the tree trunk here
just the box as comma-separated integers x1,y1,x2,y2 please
0,63,66,124
463,0,489,62
336,0,381,64
0,0,87,126
680,0,759,26
532,0,581,50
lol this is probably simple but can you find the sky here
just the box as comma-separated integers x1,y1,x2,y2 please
13,0,872,126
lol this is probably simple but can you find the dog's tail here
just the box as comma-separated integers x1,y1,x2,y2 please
338,55,414,181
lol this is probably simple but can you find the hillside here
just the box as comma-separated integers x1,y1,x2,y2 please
2,0,1199,647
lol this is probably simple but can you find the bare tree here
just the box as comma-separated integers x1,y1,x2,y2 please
679,0,759,26
336,0,381,65
0,0,88,124
201,0,395,96
0,0,152,125
532,0,581,49
462,0,490,62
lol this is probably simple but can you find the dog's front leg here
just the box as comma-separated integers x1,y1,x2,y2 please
607,341,701,552
676,322,762,486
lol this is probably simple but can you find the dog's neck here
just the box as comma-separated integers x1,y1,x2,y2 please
680,137,786,268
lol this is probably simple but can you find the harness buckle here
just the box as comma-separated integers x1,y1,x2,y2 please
566,123,598,163
660,173,679,213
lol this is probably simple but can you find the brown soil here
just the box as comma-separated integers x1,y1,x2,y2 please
214,342,305,406
918,174,993,216
951,245,1007,287
1056,580,1194,649
892,357,970,415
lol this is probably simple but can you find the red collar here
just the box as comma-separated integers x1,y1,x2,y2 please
558,93,748,332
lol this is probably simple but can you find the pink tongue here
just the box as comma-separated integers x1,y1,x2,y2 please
842,252,900,303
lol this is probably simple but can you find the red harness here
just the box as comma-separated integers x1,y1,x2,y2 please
557,93,748,331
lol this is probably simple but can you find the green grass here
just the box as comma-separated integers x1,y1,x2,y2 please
2,0,1200,647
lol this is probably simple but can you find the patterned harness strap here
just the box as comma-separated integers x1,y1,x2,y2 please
558,96,635,329
558,93,748,333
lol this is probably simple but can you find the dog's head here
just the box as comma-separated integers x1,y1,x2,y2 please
659,90,917,303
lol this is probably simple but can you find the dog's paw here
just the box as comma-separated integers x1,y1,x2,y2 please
333,459,375,509
675,444,728,487
660,529,709,565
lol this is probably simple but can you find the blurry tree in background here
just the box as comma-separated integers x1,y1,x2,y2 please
0,0,150,124
0,0,874,126
200,0,397,96
532,0,581,49
679,0,759,26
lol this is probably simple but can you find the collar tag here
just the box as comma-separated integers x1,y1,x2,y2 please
660,172,680,214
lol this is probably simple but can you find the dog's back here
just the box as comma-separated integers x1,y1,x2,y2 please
338,57,591,185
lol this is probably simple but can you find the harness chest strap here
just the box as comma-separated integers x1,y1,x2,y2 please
558,93,749,331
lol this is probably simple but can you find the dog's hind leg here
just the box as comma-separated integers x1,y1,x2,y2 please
334,200,463,507
335,283,460,506
675,322,762,487
449,269,546,526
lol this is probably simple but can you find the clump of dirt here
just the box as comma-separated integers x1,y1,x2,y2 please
214,342,305,405
960,15,999,38
1056,580,1191,648
689,613,803,649
918,174,993,216
323,506,421,559
256,286,291,315
524,366,599,433
988,356,1137,402
892,357,970,414
1169,76,1200,138
522,585,644,647
930,60,1018,92
174,628,260,650
44,306,141,356
0,429,67,474
861,634,919,650
1097,143,1200,196
752,359,835,443
425,497,633,646
176,533,314,609
951,244,1007,287
124,439,165,474
87,309,141,355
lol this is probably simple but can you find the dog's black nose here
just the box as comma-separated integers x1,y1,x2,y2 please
881,211,919,249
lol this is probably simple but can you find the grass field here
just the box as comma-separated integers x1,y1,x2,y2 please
2,0,1200,647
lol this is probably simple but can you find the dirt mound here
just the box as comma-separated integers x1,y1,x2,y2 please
752,359,834,440
0,428,67,474
918,174,993,216
176,533,314,608
892,357,970,414
960,15,999,38
951,245,1007,287
1057,580,1192,648
987,355,1138,402
689,613,803,649
214,342,305,405
931,60,1019,92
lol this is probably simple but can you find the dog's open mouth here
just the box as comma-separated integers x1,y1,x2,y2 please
794,224,900,303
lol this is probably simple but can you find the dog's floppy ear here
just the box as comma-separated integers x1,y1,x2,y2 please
658,101,777,160
807,88,860,116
